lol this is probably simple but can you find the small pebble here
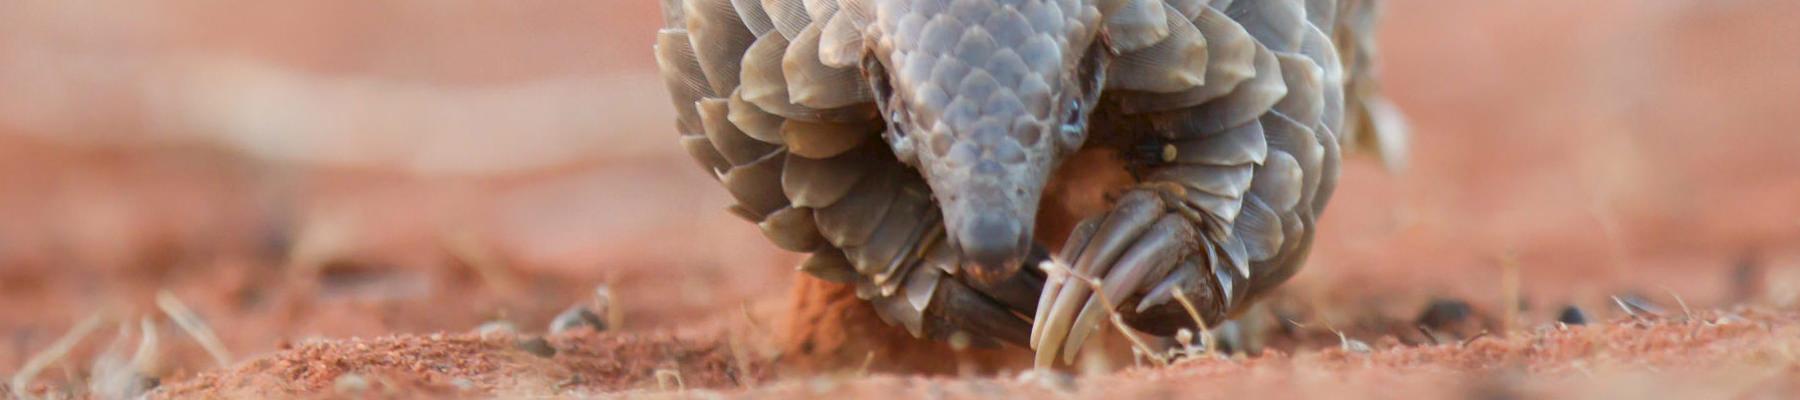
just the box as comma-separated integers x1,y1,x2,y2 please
476,320,517,338
451,378,475,390
1556,305,1587,325
1416,298,1473,330
516,336,557,358
133,376,161,395
1712,313,1748,325
334,373,369,393
549,306,606,334
1338,332,1373,353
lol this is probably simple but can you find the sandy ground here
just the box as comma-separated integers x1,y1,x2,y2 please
2,0,1798,398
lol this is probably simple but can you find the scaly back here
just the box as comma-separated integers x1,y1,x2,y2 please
654,0,1402,346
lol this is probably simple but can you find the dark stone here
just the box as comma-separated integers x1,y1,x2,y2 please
1556,305,1587,325
1415,298,1473,330
549,305,607,334
515,336,557,358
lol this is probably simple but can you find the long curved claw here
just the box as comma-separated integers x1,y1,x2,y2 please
1032,217,1103,350
1031,190,1171,367
1057,215,1195,364
1032,192,1159,355
1137,265,1198,313
1138,240,1216,313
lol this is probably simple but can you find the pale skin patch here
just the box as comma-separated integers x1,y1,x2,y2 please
1034,147,1137,256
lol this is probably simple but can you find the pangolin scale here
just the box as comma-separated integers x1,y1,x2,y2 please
655,0,1403,366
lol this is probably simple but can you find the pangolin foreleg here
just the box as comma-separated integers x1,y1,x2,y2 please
1030,185,1232,366
1028,0,1354,367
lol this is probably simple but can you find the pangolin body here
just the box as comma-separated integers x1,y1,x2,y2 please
655,0,1402,366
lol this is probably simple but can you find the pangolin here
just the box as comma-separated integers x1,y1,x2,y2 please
655,0,1404,366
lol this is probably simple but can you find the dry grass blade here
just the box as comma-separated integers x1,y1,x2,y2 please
723,330,759,389
1171,287,1218,357
132,318,160,372
1611,296,1649,321
1417,325,1444,345
1665,289,1695,321
1499,253,1521,333
856,351,876,377
1459,330,1491,347
1073,273,1168,367
157,290,234,368
11,312,105,399
90,317,163,399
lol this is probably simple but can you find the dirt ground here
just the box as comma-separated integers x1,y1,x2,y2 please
2,0,1798,398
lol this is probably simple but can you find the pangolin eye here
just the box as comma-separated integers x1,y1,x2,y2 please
1061,98,1085,139
1059,43,1108,146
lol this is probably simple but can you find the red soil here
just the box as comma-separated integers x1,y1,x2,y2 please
2,0,1798,398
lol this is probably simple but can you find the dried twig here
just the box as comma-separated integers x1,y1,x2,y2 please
1611,296,1646,321
90,317,163,399
1073,273,1167,367
1171,287,1218,356
723,331,758,389
11,312,105,399
856,351,876,377
157,291,233,368
1417,325,1441,346
1499,253,1521,333
1317,309,1368,353
1459,330,1491,347
131,318,160,373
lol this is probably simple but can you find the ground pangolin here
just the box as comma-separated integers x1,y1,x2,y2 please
655,0,1405,366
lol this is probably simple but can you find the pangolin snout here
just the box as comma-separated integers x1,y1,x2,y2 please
942,160,1042,286
957,211,1028,281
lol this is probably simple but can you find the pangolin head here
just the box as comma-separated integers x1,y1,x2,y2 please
863,0,1111,285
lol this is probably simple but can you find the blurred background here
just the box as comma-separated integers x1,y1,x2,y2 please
1,0,1797,391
